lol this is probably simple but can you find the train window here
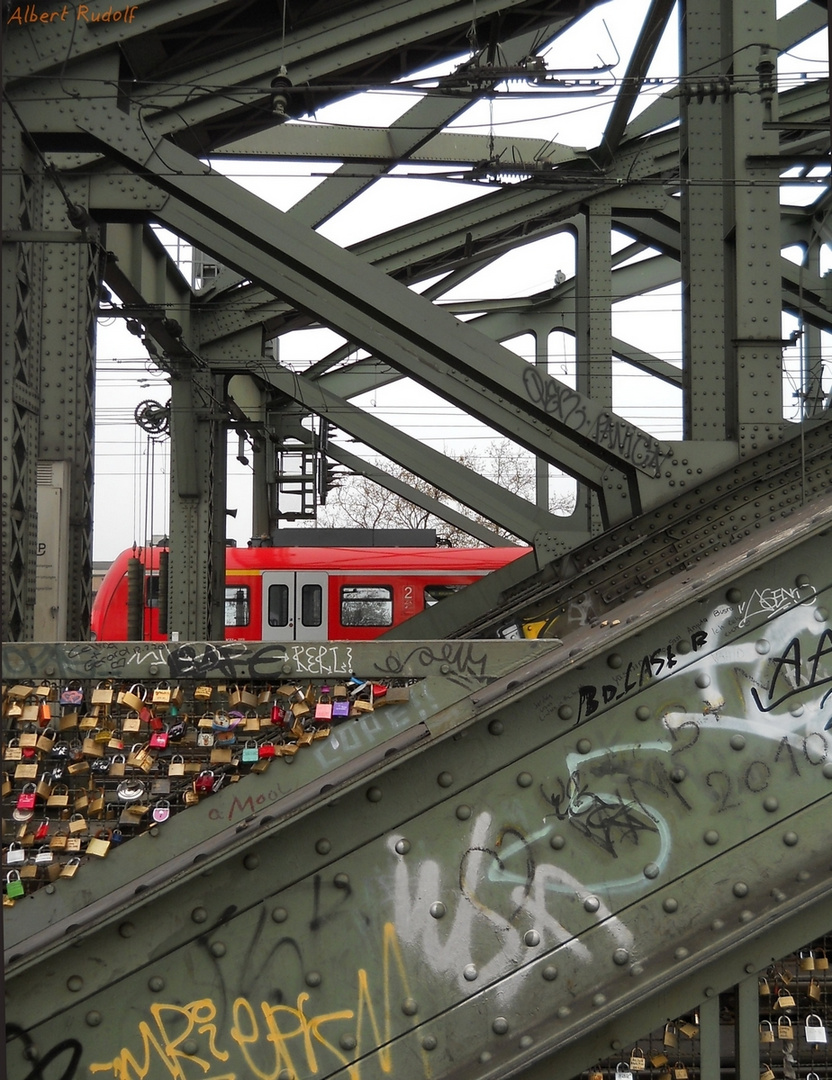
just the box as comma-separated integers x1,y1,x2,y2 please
424,584,464,607
340,585,393,626
145,572,159,609
267,583,290,627
225,586,250,627
301,584,323,627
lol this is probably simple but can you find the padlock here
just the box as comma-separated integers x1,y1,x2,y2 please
629,1048,646,1071
759,1022,775,1045
799,949,816,971
60,683,84,707
34,819,49,842
108,754,126,778
68,813,88,836
168,755,185,777
210,746,232,765
651,1054,669,1070
14,761,38,781
34,846,53,866
589,1070,603,1080
36,728,57,753
194,770,215,794
678,1021,698,1039
5,870,25,898
151,800,171,824
50,829,69,852
122,711,143,734
777,1016,794,1041
241,741,259,764
118,684,146,712
672,1063,688,1080
197,731,215,748
663,1023,678,1048
149,730,169,750
258,742,276,759
332,697,351,720
315,688,333,723
759,976,771,996
152,682,172,705
194,684,212,701
60,857,81,879
47,784,70,809
87,831,111,858
5,842,25,866
614,1064,633,1080
804,1015,827,1044
807,977,822,1002
16,783,37,812
81,732,105,758
35,774,54,800
815,949,829,971
91,682,114,706
88,789,106,818
774,987,796,1011
759,1065,775,1080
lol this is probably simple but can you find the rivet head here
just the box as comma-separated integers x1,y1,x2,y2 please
755,639,770,655
463,964,478,981
670,766,686,783
542,965,558,981
726,588,742,603
315,839,331,854
421,1035,437,1051
607,653,623,669
729,734,746,751
695,673,710,688
733,881,749,898
191,907,208,923
272,907,288,923
584,896,600,913
558,705,574,721
612,949,630,966
739,909,754,923
182,1039,199,1056
520,1035,534,1049
704,986,716,997
210,942,226,958
797,869,810,881
630,962,644,977
394,839,411,855
456,804,472,820
244,853,260,870
86,1012,102,1027
118,922,135,938
711,918,725,931
663,898,679,913
366,787,382,803
488,719,504,735
643,863,660,880
430,902,446,919
479,1051,492,1063
550,834,566,850
524,930,541,947
703,829,720,845
771,889,786,903
783,831,798,846
556,1005,571,1019
592,993,607,1006
334,873,350,888
437,772,453,787
148,976,165,992
763,796,779,812
306,971,322,987
340,1034,356,1051
402,998,418,1016
67,976,83,992
577,738,592,754
492,1017,509,1035
790,703,804,717
517,771,533,787
674,947,689,961
635,705,651,721
822,762,832,780
814,607,829,622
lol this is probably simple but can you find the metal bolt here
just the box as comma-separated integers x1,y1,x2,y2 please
558,705,574,721
729,734,746,751
244,853,260,870
315,839,331,854
517,771,533,787
488,719,504,735
524,930,540,947
783,831,798,846
437,772,453,787
463,964,478,981
210,942,226,958
394,839,411,855
192,907,208,923
67,976,83,992
148,976,165,992
643,863,660,880
577,738,592,754
542,965,558,981
613,949,630,966
635,706,651,721
456,804,472,820
306,971,322,987
86,1012,102,1027
271,907,288,923
733,882,749,898
584,896,600,913
366,787,382,803
492,1017,509,1035
402,998,418,1016
704,829,720,845
663,898,678,913
421,1036,437,1051
430,902,446,919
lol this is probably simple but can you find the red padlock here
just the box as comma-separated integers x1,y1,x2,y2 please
270,700,285,726
194,770,215,793
16,784,37,812
34,819,50,841
259,743,276,759
149,730,169,750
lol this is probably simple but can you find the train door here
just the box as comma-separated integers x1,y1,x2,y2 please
261,572,328,640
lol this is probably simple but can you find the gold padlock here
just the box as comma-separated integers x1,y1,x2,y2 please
629,1048,646,1072
759,1021,775,1044
672,1063,688,1080
760,1065,775,1080
799,949,816,971
777,1016,794,1040
774,988,796,1011
815,949,829,971
807,978,822,1002
759,976,771,996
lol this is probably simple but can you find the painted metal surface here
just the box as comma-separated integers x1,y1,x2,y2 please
5,510,832,1078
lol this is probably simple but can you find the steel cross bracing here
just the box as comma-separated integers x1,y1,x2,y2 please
4,500,832,1079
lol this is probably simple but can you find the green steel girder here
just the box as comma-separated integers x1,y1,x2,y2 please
5,495,832,1080
32,104,700,521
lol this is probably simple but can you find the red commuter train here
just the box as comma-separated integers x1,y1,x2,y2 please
90,543,530,642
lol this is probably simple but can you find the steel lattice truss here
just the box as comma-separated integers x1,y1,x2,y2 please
3,0,831,640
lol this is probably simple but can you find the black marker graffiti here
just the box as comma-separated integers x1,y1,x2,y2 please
540,770,658,858
750,629,832,713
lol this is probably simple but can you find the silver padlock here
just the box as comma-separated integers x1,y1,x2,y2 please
615,1064,634,1080
804,1015,827,1045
